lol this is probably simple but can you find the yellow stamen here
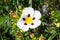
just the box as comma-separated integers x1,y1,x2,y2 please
25,17,32,24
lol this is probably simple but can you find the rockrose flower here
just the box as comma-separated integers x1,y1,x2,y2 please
17,7,41,31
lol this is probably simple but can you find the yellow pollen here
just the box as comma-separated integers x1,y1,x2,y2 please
25,17,32,24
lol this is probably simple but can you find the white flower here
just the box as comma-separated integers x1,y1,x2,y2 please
17,7,41,32
42,5,48,13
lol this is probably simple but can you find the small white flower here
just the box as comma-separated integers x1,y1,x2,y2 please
42,5,48,13
17,7,41,32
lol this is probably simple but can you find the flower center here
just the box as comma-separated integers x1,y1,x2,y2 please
25,17,32,24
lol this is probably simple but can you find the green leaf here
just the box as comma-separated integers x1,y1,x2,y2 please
48,32,60,40
54,10,60,19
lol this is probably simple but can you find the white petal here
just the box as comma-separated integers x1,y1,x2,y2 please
17,19,24,29
22,25,30,32
30,20,41,29
33,10,41,21
22,7,34,17
17,19,29,32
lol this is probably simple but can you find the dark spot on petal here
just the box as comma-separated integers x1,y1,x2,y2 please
33,17,35,20
28,14,30,17
24,23,27,25
23,18,25,21
31,23,34,25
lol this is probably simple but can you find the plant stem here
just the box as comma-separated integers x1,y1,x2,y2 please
29,0,32,7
